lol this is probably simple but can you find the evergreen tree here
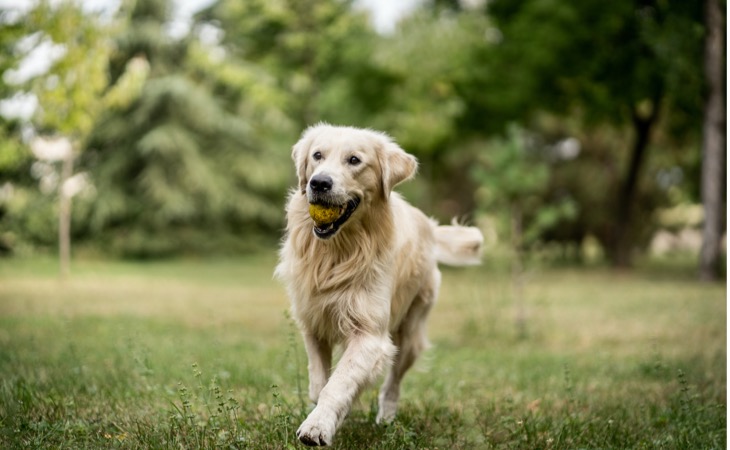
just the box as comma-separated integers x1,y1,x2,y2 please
86,0,285,257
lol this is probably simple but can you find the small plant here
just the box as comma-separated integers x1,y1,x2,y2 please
472,126,577,339
270,384,298,449
283,310,307,414
168,363,248,449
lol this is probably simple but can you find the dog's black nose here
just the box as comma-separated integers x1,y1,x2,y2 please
309,174,333,193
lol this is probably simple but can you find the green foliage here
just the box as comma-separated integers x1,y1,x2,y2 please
475,129,549,203
202,0,386,128
0,18,28,215
0,124,29,180
84,0,288,257
88,76,283,256
473,126,577,247
0,0,712,261
459,0,707,263
23,0,110,139
109,0,182,81
370,11,489,158
484,0,704,129
0,1,110,255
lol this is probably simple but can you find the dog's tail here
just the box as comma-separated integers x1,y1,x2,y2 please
433,219,483,266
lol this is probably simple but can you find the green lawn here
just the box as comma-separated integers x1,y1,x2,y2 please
0,255,725,449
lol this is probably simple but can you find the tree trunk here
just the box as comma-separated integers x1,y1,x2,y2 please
611,100,660,267
699,0,726,281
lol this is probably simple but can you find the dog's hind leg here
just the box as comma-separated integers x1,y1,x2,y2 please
377,268,440,424
303,333,332,404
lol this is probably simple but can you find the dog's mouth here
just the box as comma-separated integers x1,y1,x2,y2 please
309,197,360,239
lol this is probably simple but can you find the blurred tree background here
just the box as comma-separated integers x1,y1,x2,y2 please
0,0,725,277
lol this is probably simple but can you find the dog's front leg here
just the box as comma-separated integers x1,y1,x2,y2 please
303,333,331,404
297,333,395,446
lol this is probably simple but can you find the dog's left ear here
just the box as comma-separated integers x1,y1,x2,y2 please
380,141,418,199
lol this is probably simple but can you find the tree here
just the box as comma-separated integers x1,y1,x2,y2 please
0,1,110,273
85,0,287,257
472,126,576,337
698,0,726,281
349,9,494,217
200,0,386,130
368,11,478,155
478,0,706,266
33,1,109,276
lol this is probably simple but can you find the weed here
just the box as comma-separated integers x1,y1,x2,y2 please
283,309,308,415
166,363,251,449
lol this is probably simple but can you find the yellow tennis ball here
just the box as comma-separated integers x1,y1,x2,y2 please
309,203,341,225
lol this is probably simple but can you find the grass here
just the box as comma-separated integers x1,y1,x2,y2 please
0,253,725,449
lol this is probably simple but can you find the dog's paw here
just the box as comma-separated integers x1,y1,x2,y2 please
376,393,398,425
375,403,397,425
297,430,328,447
297,411,336,446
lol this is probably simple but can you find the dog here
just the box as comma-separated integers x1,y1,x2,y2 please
275,124,483,446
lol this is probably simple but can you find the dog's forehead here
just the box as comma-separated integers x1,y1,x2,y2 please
311,128,381,154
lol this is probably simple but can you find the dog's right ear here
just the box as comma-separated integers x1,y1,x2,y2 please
292,125,324,194
380,140,418,199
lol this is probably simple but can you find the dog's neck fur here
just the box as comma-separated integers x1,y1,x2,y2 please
275,191,398,340
284,191,395,295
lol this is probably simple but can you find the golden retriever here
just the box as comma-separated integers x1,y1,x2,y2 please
275,124,483,446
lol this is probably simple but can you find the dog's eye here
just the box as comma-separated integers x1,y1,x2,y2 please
312,151,322,161
348,156,361,165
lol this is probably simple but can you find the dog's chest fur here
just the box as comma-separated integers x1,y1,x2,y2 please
277,193,396,342
277,192,438,344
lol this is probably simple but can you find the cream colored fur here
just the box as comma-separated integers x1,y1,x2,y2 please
275,124,483,446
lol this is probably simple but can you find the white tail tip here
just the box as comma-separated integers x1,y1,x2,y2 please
434,224,484,266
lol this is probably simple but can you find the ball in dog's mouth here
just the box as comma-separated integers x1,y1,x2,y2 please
308,198,360,239
309,203,344,225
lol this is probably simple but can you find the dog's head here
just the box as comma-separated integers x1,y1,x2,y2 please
291,123,418,239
